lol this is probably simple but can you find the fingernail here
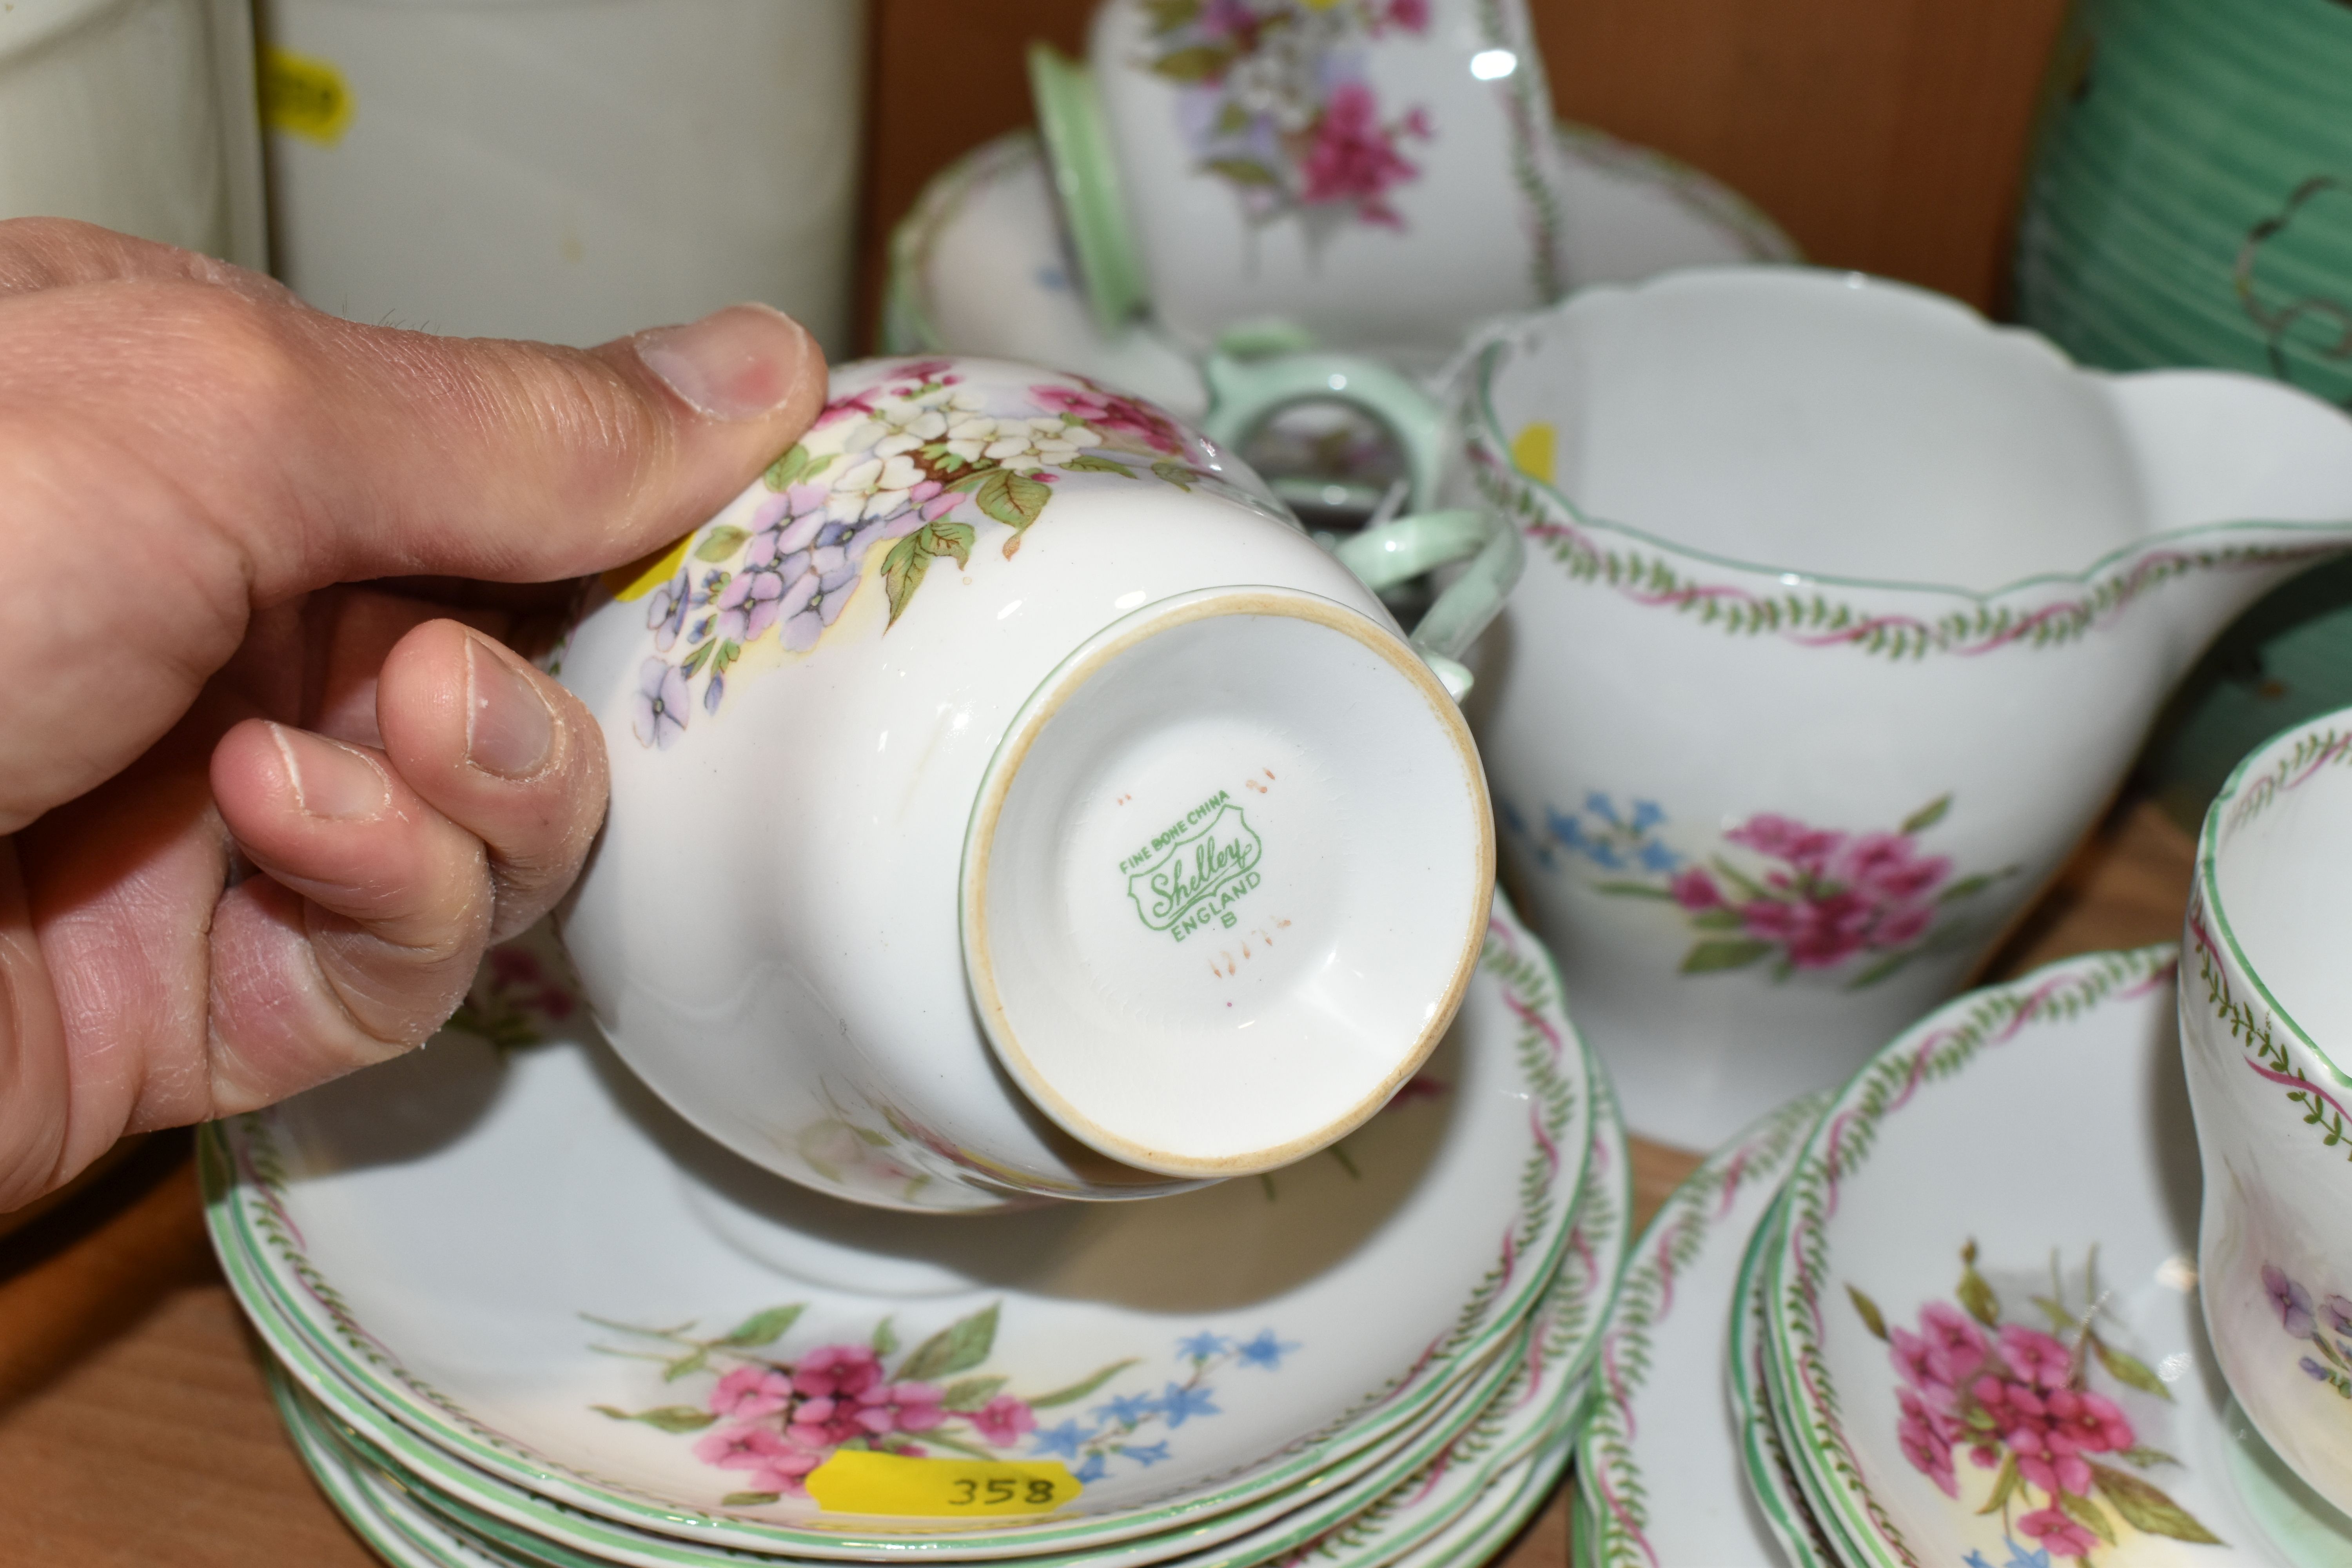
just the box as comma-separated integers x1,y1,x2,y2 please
635,303,815,421
464,635,555,780
272,725,390,820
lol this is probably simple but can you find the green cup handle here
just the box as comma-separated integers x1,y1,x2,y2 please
1198,351,1516,701
1200,350,1450,512
1332,508,1522,701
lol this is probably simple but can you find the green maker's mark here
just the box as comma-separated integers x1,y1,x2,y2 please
1120,791,1265,943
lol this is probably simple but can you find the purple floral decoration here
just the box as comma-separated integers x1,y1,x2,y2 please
2263,1262,2352,1399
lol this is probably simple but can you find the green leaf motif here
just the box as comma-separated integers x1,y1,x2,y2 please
592,1404,717,1433
680,640,716,679
975,468,1053,537
1957,1262,2001,1329
1848,1285,1889,1341
663,1347,710,1383
1845,949,1920,992
1151,461,1198,491
871,1317,899,1358
722,1491,782,1508
1150,45,1233,82
717,1304,806,1349
1681,939,1773,975
1901,795,1952,835
1028,1358,1142,1410
880,519,976,627
2119,1445,2180,1469
1061,453,1140,476
762,444,811,489
2089,1461,2223,1544
1592,881,1677,901
1142,0,1200,34
695,525,750,562
897,1303,1000,1383
1976,1453,2019,1516
2057,1490,2118,1547
941,1376,1007,1413
1214,100,1250,134
2033,1294,2080,1333
2091,1334,2175,1402
1204,157,1281,187
1939,873,1995,904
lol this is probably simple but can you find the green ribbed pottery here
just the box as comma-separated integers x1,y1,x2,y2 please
2016,0,2352,827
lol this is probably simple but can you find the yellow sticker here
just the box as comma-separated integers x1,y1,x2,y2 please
804,1451,1081,1518
1510,421,1556,486
261,46,354,146
603,532,695,602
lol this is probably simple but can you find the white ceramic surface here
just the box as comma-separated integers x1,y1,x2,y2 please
1573,1090,1827,1568
201,895,1592,1557
1084,0,1566,367
556,356,1491,1205
0,0,265,265
1450,266,2352,1148
2183,711,2352,1518
1760,946,2352,1566
256,0,862,351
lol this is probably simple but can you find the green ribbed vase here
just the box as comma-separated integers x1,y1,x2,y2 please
2017,0,2352,826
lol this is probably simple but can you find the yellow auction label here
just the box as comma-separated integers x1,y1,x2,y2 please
804,1451,1081,1518
261,46,354,145
603,532,695,601
1510,421,1556,486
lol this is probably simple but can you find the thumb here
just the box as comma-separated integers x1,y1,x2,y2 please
0,250,828,829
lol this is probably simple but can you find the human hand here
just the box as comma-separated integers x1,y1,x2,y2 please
0,219,828,1211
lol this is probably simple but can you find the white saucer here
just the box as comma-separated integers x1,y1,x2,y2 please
1759,946,2352,1566
1573,1090,1828,1567
259,1061,1628,1568
1730,1188,1846,1568
204,896,1593,1557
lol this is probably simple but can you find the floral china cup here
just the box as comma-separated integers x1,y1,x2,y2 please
555,356,1509,1210
1028,0,1568,369
2183,709,2352,1524
1249,265,2352,1149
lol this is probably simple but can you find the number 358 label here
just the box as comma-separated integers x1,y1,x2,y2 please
804,1451,1081,1518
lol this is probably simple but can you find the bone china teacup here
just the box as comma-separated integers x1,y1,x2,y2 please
2183,711,2352,1523
1214,267,2352,1148
555,356,1506,1211
1027,0,1568,367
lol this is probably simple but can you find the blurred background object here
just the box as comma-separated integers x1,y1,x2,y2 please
0,0,266,265
2013,0,2352,829
253,0,866,352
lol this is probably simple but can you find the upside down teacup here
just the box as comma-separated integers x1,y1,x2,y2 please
2182,710,2352,1524
1218,267,2352,1148
554,356,1511,1211
1027,0,1569,367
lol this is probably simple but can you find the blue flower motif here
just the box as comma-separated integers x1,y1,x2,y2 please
1967,1540,2049,1568
2303,1356,2333,1381
1545,808,1587,850
1631,799,1665,831
1176,1331,1229,1361
1497,799,1529,839
1636,839,1682,874
1584,792,1620,825
1123,1441,1171,1467
1092,1392,1162,1427
1234,1330,1299,1369
1070,1453,1109,1485
1030,1419,1095,1459
1585,840,1624,871
1159,1382,1221,1427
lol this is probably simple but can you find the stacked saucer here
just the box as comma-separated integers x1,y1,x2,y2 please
1576,938,2352,1567
205,892,1627,1568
